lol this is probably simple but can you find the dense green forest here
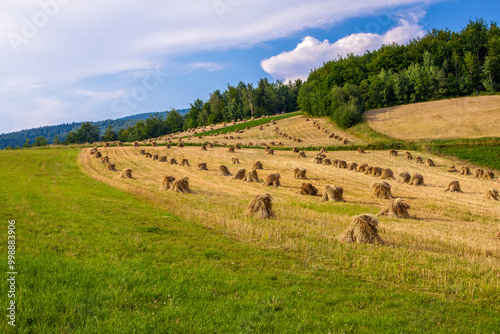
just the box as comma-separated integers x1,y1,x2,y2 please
81,79,302,144
298,18,500,128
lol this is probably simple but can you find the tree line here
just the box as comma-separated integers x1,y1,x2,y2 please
298,18,500,128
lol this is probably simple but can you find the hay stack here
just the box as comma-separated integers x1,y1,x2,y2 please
104,142,110,147
196,162,208,171
337,214,384,245
297,183,318,196
459,166,471,175
246,194,275,219
166,143,171,149
426,159,436,167
253,161,263,170
170,177,191,193
117,141,123,147
262,173,281,187
358,147,365,154
298,151,306,158
90,147,98,155
119,168,133,179
371,181,393,199
474,168,484,178
232,168,246,180
244,169,259,182
152,154,159,161
139,149,146,155
160,175,175,190
371,167,383,177
294,168,307,179
105,162,117,171
100,156,109,164
409,173,424,186
180,159,190,166
232,158,240,164
389,149,398,156
145,153,152,159
405,151,413,160
337,160,348,169
364,166,374,175
208,142,214,148
95,151,102,159
313,157,323,164
152,141,158,147
167,158,178,165
347,162,358,171
292,147,299,153
320,147,327,154
356,163,368,173
320,185,344,202
322,158,332,165
483,170,495,180
217,165,232,176
177,142,184,148
133,141,140,147
228,146,235,153
486,188,499,200
445,180,462,193
201,145,207,151
378,198,411,218
398,171,411,183
415,156,423,164
158,156,167,162
447,166,457,172
266,148,274,155
380,168,395,180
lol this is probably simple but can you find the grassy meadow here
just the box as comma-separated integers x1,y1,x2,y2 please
1,112,500,332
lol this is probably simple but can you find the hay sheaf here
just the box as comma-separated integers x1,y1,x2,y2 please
105,162,117,171
337,214,384,245
232,168,246,180
425,159,436,167
389,149,398,156
244,169,259,182
298,151,306,158
371,167,383,177
262,173,281,187
398,171,411,183
445,180,463,193
200,145,207,151
292,147,299,153
160,175,176,191
158,155,167,162
405,151,413,160
313,157,323,164
297,183,318,196
356,163,368,173
231,158,240,164
415,156,423,164
95,151,102,159
180,159,190,166
322,158,333,165
357,147,365,154
119,168,133,179
196,162,208,171
217,165,232,176
167,158,178,165
253,161,263,170
486,188,499,200
459,166,471,175
474,168,484,178
294,168,307,179
371,181,393,199
246,194,275,219
152,154,159,161
483,170,495,180
447,166,458,172
409,173,424,186
380,168,395,180
170,177,191,193
378,198,411,218
320,185,344,202
347,162,358,170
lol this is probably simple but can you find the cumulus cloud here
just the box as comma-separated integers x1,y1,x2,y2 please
0,0,438,133
261,13,427,82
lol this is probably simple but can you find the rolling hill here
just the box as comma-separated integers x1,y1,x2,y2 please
365,96,500,141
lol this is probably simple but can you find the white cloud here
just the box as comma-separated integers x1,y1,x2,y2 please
0,0,439,133
261,13,427,82
185,62,226,73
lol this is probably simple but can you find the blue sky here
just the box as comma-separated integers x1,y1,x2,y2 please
0,0,498,134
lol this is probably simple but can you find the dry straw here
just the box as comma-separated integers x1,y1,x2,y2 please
371,181,393,199
119,168,133,179
160,175,176,190
246,194,275,219
378,198,411,218
196,162,208,171
409,173,424,186
445,180,463,193
320,185,344,202
262,173,281,187
486,188,499,200
170,177,191,193
232,168,246,180
294,168,307,179
297,183,318,196
217,165,232,176
244,169,259,182
338,214,384,245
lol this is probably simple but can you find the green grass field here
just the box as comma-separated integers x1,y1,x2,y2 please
431,140,500,171
1,148,500,332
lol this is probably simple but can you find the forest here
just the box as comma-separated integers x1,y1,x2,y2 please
298,18,500,128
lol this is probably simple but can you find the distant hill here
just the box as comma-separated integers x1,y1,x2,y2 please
0,109,188,149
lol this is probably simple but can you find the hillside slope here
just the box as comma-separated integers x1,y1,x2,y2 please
365,96,500,141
